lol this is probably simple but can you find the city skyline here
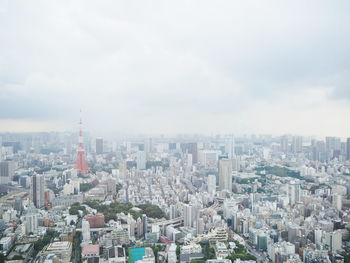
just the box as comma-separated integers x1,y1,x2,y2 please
2,2,350,262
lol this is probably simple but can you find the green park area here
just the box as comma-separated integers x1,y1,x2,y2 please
79,200,166,221
255,165,303,180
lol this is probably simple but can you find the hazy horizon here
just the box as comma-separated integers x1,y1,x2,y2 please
1,1,350,137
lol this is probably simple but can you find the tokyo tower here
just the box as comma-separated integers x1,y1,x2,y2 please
75,112,88,176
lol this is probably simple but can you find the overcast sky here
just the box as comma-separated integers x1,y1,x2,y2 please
1,0,350,137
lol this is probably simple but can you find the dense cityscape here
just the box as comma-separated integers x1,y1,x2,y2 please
2,1,350,263
1,128,350,263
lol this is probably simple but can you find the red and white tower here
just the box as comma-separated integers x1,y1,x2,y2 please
75,112,88,176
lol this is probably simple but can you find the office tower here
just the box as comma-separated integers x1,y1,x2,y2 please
314,228,323,247
288,182,300,206
188,143,198,164
75,115,89,176
96,137,103,154
0,161,15,185
136,217,143,238
196,218,205,235
142,214,148,237
291,136,303,153
207,174,216,196
19,176,30,188
287,225,299,243
30,174,45,208
219,159,233,192
169,205,177,220
225,135,235,159
331,230,342,252
326,137,341,152
184,204,193,227
0,136,2,161
326,136,341,160
24,212,38,234
312,140,327,162
232,157,240,171
187,154,193,167
257,232,268,251
280,136,289,153
333,194,342,211
199,150,219,169
145,138,153,155
82,219,91,243
137,151,146,170
347,138,350,161
14,197,23,213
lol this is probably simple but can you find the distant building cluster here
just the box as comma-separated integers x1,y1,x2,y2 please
1,132,350,262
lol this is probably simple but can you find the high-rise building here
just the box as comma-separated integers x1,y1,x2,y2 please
188,143,198,164
347,138,350,161
96,137,103,154
183,204,197,228
169,205,177,220
333,194,342,211
326,136,341,160
82,219,91,243
145,138,153,155
288,181,300,206
137,151,146,170
30,174,45,208
0,161,15,185
330,230,342,252
24,212,38,234
183,204,191,227
280,136,289,153
207,174,216,196
199,150,219,169
187,154,193,167
0,136,2,161
291,136,303,153
219,159,233,192
225,135,235,159
142,214,148,238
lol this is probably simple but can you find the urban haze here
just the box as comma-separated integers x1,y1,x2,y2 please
1,1,350,263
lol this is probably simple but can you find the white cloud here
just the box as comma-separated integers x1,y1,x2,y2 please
1,0,350,136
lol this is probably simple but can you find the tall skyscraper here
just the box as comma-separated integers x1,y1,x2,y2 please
331,230,342,253
0,136,2,161
145,138,153,155
184,204,193,227
207,174,216,196
199,150,219,169
0,161,15,185
30,174,45,208
291,136,303,153
225,135,235,159
142,214,148,238
347,138,350,161
169,204,177,220
326,136,341,160
137,151,146,170
188,143,198,164
96,137,103,154
280,136,289,153
219,159,233,192
288,182,300,206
